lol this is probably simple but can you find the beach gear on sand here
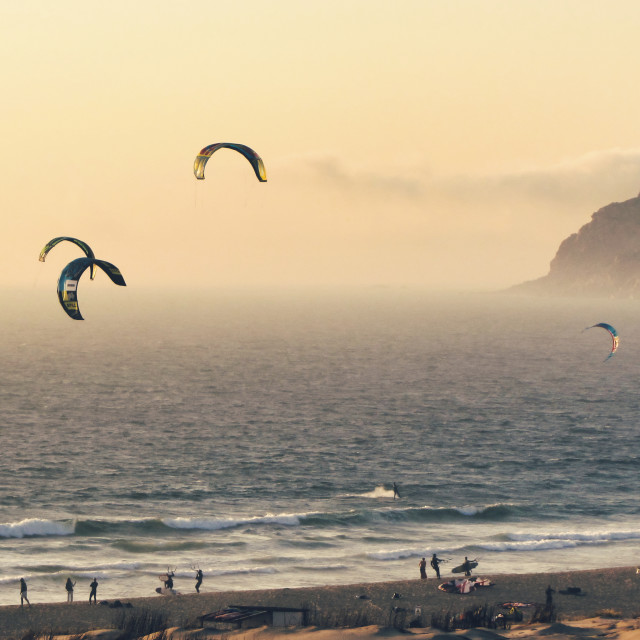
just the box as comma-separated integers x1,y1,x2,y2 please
438,577,493,594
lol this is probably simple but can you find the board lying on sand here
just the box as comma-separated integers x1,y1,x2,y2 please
452,560,478,573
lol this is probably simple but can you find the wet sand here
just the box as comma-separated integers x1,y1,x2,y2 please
1,566,638,639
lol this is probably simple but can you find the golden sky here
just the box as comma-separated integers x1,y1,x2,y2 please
4,0,640,292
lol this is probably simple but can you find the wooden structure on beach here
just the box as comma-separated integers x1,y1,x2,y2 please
199,605,308,630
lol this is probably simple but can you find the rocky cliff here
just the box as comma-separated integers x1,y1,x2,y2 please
511,195,640,297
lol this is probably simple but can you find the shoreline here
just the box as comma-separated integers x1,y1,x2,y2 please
1,565,638,638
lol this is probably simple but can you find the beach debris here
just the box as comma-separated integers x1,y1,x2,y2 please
392,592,401,599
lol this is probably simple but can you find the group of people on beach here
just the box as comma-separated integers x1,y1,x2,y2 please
161,568,204,593
418,555,476,579
19,576,99,607
65,577,99,604
419,554,445,580
19,567,204,606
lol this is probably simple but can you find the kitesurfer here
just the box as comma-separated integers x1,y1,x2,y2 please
430,553,442,579
89,578,98,604
20,578,30,607
393,483,400,500
164,570,175,590
195,569,203,593
418,557,427,580
65,577,76,603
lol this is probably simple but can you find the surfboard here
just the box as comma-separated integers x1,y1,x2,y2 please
451,560,478,574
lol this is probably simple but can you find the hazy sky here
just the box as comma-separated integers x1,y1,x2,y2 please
4,0,640,292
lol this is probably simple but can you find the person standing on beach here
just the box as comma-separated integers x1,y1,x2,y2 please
430,553,442,579
164,570,175,590
418,557,427,580
195,568,203,593
20,578,31,607
89,578,98,604
462,557,473,577
65,577,76,603
546,585,555,607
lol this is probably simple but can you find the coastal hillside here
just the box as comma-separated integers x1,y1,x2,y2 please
511,195,640,297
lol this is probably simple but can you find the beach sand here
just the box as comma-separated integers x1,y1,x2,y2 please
1,566,638,640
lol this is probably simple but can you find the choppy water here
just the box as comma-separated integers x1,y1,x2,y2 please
1,289,639,606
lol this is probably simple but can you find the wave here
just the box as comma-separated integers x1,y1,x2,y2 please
0,503,526,540
163,513,308,531
368,528,640,561
344,485,396,499
0,518,74,539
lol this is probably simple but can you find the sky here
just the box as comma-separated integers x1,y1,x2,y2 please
4,0,640,293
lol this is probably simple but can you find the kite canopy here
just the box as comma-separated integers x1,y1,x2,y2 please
584,322,619,361
194,143,267,182
57,257,126,320
39,237,97,279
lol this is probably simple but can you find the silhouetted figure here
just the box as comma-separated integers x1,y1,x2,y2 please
546,585,555,607
20,578,30,607
65,577,76,603
164,570,174,589
393,483,400,500
462,557,473,577
430,553,442,579
418,557,427,580
89,578,98,604
195,569,203,593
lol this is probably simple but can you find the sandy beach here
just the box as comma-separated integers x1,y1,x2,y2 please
1,566,639,639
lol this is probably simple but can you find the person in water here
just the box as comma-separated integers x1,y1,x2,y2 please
430,553,442,579
65,577,76,603
20,578,30,607
195,568,203,593
418,557,427,580
89,578,98,604
393,483,400,500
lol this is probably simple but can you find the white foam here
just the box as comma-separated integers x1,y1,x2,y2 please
162,513,308,531
0,518,74,539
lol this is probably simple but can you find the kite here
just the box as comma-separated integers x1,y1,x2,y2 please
39,237,97,279
194,143,267,182
584,322,619,361
57,257,126,320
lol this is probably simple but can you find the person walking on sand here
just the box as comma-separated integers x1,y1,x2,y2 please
418,557,427,580
393,483,400,500
65,577,76,603
431,553,442,579
462,557,473,577
89,578,98,604
195,568,203,593
20,578,31,607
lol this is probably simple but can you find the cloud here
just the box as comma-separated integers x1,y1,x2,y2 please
278,147,640,210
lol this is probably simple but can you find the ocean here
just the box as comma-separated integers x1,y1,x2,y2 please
1,288,639,606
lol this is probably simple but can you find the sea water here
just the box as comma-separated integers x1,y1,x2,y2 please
1,289,639,606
